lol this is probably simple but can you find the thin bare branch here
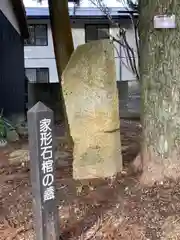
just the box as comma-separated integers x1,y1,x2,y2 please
88,0,140,81
113,42,133,72
118,0,140,71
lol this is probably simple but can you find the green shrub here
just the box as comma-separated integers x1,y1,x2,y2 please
0,117,5,139
0,109,16,139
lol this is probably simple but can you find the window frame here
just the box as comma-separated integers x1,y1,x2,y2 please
85,24,110,43
24,24,48,46
25,68,50,83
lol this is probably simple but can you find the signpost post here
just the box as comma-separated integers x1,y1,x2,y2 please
27,101,59,240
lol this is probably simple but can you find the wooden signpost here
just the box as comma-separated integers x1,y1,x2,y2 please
27,102,59,240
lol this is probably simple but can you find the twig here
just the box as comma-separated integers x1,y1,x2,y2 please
88,0,139,81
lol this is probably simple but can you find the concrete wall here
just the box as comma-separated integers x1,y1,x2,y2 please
117,80,140,118
28,82,63,121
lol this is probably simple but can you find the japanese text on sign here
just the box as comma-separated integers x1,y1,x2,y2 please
40,118,55,202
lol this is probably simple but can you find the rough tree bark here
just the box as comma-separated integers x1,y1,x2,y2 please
48,0,74,146
138,0,180,185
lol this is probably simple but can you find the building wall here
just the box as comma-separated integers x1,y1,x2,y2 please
0,8,25,118
24,0,125,8
24,19,58,83
24,18,137,83
0,0,20,34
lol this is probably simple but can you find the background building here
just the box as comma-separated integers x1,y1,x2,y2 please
24,6,137,83
24,5,140,119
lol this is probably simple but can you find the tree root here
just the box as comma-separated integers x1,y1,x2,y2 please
131,148,180,186
130,154,143,174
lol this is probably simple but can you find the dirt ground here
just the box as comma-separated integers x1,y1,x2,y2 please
0,119,180,240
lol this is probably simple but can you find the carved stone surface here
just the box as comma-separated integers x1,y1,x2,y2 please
62,39,122,179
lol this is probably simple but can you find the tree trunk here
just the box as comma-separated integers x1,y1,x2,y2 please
139,0,180,184
48,0,74,146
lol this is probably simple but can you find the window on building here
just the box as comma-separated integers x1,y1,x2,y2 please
24,24,48,46
25,68,49,83
85,24,109,43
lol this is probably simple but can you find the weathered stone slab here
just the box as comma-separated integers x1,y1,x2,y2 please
62,39,122,179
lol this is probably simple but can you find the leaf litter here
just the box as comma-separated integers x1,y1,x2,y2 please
0,120,180,240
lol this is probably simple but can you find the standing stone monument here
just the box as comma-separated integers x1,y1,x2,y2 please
62,39,122,179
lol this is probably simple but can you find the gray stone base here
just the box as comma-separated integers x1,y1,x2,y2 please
117,80,140,119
